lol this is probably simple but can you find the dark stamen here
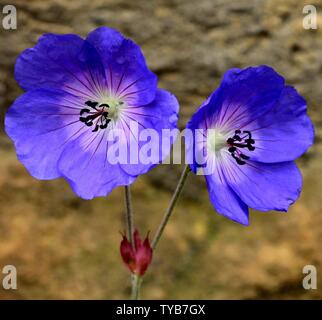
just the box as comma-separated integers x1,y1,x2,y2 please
79,100,111,132
227,130,255,165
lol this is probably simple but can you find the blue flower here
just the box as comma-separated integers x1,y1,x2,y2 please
5,27,179,199
186,66,314,225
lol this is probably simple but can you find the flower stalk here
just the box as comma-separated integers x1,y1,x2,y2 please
152,165,191,250
131,274,142,300
124,186,134,245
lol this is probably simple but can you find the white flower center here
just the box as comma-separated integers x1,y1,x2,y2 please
101,97,126,120
207,129,227,153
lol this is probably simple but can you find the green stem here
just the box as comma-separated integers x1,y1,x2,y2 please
124,185,134,245
124,185,137,300
131,274,142,300
152,165,191,250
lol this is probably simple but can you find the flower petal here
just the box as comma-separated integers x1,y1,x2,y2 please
86,27,157,106
240,86,314,163
57,129,135,200
5,88,85,179
223,157,302,212
119,89,179,176
204,65,285,130
205,158,249,225
15,33,107,99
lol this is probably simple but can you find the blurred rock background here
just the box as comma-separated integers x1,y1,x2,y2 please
0,0,322,299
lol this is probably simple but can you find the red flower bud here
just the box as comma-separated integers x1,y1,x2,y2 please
120,230,153,276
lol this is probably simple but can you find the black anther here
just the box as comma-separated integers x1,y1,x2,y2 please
227,129,256,165
79,101,112,132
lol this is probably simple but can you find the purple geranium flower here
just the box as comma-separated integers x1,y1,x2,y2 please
5,27,179,199
186,66,314,225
